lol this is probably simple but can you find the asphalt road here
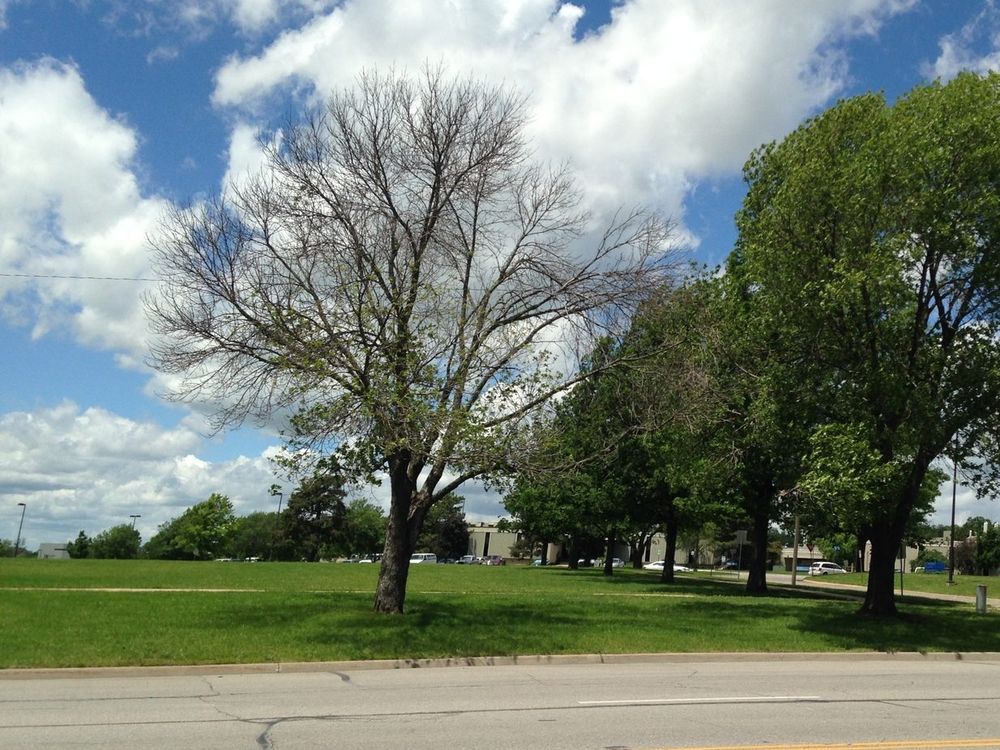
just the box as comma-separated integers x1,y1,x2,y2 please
2,655,1000,749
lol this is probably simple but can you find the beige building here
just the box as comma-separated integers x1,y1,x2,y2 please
37,543,69,560
466,523,520,559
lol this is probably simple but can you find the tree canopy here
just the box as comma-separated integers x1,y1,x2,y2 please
144,494,235,560
147,67,674,613
731,71,1000,614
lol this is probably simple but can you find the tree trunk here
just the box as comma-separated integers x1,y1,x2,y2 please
373,456,415,614
740,490,774,595
860,459,930,617
603,529,617,576
660,500,677,584
745,502,769,595
630,534,648,569
860,522,899,616
568,537,580,569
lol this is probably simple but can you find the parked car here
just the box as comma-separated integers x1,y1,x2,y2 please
409,552,437,564
808,561,846,575
643,560,691,572
482,555,505,566
457,555,479,565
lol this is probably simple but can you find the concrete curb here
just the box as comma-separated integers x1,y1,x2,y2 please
3,651,1000,681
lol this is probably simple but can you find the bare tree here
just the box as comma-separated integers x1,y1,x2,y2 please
146,67,675,614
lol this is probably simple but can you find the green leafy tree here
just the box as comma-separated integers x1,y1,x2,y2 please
282,469,348,561
225,512,284,560
503,339,640,575
960,516,994,539
90,525,141,559
974,523,1000,575
143,515,187,560
732,72,1000,615
337,499,387,559
955,538,978,575
66,530,91,559
147,68,673,613
144,494,235,560
913,548,947,572
415,495,469,559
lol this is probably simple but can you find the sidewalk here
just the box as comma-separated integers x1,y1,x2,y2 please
790,575,1000,608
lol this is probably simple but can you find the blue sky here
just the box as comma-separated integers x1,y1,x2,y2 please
2,0,1000,550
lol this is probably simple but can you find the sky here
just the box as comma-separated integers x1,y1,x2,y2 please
3,0,1000,551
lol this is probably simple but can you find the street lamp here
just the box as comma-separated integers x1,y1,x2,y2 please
269,485,283,561
129,514,141,530
948,444,958,586
13,502,26,558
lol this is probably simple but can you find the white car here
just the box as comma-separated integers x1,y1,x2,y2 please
643,560,691,572
809,561,847,575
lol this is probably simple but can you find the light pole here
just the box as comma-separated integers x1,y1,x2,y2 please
269,485,283,561
13,502,26,558
948,443,958,586
129,514,141,530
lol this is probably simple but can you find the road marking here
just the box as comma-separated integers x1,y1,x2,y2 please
577,696,821,706
642,741,1000,750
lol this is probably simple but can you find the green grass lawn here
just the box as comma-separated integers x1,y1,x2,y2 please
817,571,997,599
1,559,997,669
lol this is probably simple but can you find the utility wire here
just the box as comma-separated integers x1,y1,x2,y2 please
0,271,155,282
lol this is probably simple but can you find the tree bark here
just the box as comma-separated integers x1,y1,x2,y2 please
860,522,898,616
603,528,617,576
660,500,677,584
745,503,769,595
860,460,930,616
373,456,415,614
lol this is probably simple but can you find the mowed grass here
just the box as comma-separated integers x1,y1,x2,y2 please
826,571,998,599
1,559,997,669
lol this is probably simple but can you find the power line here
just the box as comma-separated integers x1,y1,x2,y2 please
0,271,155,282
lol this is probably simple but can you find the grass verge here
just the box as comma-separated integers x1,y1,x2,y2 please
1,559,996,668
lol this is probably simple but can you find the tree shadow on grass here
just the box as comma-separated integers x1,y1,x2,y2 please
542,567,746,597
206,591,585,661
202,583,1000,663
667,593,1000,653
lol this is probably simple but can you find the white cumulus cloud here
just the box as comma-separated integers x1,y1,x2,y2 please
922,0,1000,80
213,0,912,224
0,401,282,548
0,59,167,357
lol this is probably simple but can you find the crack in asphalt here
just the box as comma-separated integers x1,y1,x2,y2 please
6,694,1000,731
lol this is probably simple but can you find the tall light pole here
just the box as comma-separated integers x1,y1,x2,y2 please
13,502,26,558
948,443,958,586
269,485,283,562
129,514,141,530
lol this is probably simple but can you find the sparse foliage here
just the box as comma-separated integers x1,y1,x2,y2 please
147,67,674,612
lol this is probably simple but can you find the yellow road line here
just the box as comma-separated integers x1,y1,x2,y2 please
647,744,1000,749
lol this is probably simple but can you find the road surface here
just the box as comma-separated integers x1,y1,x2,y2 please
2,655,999,749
